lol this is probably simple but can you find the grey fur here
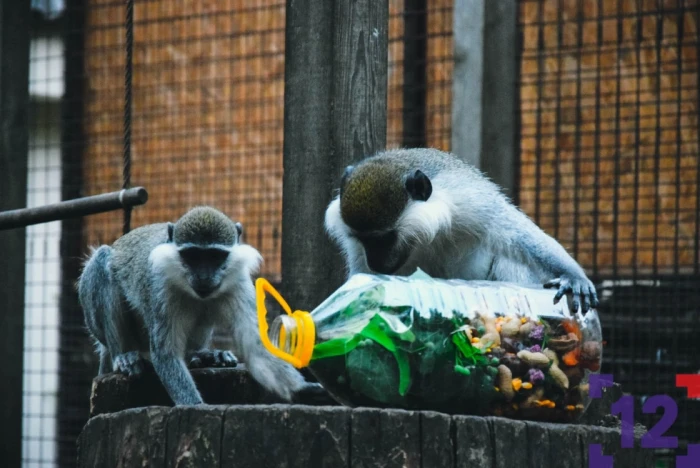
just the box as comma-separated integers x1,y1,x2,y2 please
78,206,316,405
325,148,599,313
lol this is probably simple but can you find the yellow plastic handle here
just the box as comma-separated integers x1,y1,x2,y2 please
255,277,315,369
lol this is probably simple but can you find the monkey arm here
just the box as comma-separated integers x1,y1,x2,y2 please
149,317,204,405
510,221,599,313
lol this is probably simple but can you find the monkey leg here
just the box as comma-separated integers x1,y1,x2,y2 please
97,344,113,375
79,245,147,376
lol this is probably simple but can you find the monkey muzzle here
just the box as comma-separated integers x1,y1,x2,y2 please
358,231,411,275
192,282,220,299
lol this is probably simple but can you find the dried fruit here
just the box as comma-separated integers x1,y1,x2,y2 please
562,349,580,367
548,332,580,353
527,368,545,384
512,378,523,391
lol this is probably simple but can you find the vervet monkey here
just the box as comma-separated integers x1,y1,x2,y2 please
78,206,319,405
324,148,599,313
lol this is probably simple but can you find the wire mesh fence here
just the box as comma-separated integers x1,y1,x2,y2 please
16,0,700,466
517,0,700,453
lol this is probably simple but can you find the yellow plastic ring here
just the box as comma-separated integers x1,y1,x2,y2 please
255,277,315,368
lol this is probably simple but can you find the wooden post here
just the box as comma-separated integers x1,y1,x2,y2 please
0,0,31,466
282,0,388,309
451,0,518,197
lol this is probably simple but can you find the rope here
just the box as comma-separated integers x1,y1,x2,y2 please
122,0,134,235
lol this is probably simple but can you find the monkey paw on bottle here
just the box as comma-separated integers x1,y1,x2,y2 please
256,269,603,423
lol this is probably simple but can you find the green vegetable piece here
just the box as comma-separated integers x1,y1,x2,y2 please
490,357,500,366
451,323,488,367
311,334,363,360
485,366,499,376
454,365,471,376
358,314,413,396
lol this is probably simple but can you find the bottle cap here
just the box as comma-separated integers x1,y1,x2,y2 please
255,277,315,368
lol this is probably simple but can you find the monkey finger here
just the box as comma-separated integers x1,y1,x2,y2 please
589,285,600,307
570,284,581,312
553,284,568,303
220,351,238,367
543,279,561,289
582,293,591,313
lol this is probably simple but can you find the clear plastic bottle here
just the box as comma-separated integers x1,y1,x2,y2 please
256,269,602,423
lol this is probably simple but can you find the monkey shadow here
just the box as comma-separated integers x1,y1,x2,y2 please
89,362,338,418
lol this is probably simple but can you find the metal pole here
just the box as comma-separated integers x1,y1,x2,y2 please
0,187,149,231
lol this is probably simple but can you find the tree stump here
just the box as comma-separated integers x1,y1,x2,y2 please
79,366,651,467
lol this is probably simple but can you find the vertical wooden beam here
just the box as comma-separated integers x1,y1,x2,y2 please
0,0,31,466
451,0,518,196
282,0,389,309
402,0,427,148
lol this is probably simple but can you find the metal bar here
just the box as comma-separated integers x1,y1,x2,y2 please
0,0,31,464
0,187,148,231
402,0,427,148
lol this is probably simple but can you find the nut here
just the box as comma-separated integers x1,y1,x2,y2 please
497,365,515,402
548,364,569,390
517,350,551,367
519,321,536,339
500,318,521,337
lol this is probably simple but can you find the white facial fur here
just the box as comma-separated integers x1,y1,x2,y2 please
148,242,262,301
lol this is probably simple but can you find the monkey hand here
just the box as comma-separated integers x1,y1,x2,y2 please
113,351,148,377
543,273,599,313
187,349,238,369
291,382,335,406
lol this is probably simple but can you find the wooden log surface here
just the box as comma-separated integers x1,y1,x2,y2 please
89,364,337,418
84,366,654,467
78,404,653,468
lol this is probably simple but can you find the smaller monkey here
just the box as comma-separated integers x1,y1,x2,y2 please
78,206,319,405
325,148,599,313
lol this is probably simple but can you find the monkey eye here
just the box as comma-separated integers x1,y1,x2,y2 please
179,247,230,269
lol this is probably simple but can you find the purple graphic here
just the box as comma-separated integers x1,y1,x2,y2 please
588,444,613,468
610,395,635,449
640,395,678,449
676,444,700,468
588,374,693,467
589,373,614,398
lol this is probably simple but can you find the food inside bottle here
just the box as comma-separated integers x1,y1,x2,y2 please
259,269,603,422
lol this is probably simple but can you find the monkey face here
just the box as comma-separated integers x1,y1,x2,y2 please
178,246,231,298
355,230,412,274
338,163,434,275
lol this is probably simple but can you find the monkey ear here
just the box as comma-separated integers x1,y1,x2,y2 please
405,170,432,201
340,165,354,195
235,222,244,241
167,222,175,242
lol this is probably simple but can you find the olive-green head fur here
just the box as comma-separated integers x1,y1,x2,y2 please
339,160,433,233
168,206,242,247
